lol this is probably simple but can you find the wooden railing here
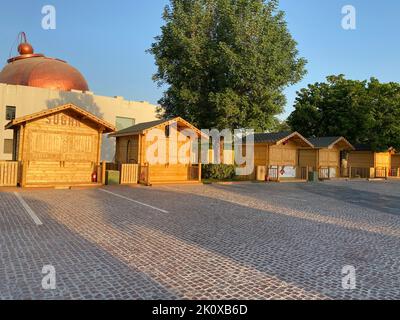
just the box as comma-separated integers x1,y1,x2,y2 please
120,164,139,185
0,161,19,187
299,167,308,180
268,167,279,181
350,167,370,179
100,162,139,185
389,168,400,177
375,167,387,179
319,167,330,180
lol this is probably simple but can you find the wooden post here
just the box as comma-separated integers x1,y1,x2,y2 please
137,134,142,165
198,164,202,182
147,164,151,186
97,164,101,184
198,145,202,182
21,161,28,187
101,161,106,185
97,129,104,164
277,166,281,182
18,125,25,162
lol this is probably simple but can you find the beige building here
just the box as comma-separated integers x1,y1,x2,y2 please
0,34,159,161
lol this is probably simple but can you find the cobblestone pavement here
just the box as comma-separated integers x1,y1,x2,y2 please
0,180,399,300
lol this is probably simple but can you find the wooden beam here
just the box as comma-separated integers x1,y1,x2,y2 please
147,164,151,186
18,125,25,162
6,104,115,133
198,164,202,182
101,161,106,185
138,134,142,165
97,129,103,164
21,161,28,187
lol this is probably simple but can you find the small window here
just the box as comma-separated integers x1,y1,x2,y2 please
116,117,135,131
165,125,170,138
6,106,16,121
3,139,13,154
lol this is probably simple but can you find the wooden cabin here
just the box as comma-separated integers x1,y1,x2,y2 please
299,137,354,179
390,153,400,177
347,145,395,179
5,104,115,187
111,117,204,185
245,132,314,181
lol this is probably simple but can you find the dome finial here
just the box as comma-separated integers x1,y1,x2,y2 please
17,32,34,55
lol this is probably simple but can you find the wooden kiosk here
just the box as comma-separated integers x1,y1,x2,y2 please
5,104,115,187
247,131,314,181
348,145,395,179
111,117,204,185
299,137,354,179
391,153,400,177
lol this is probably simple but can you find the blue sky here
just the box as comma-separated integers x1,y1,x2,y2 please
1,0,400,119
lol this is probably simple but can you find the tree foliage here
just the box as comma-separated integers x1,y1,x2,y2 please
287,75,400,151
150,0,306,131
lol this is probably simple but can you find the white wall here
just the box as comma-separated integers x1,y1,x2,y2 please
0,83,159,161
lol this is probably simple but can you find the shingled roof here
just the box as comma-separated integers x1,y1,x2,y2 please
353,144,372,151
352,144,396,153
244,131,313,147
307,136,354,150
5,103,115,133
109,117,206,138
308,137,341,148
252,131,293,144
110,119,166,136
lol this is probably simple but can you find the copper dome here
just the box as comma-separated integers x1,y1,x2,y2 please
0,35,89,92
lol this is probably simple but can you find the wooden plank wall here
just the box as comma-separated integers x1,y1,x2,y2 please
269,141,298,166
120,164,139,184
23,112,99,162
25,161,95,186
348,151,374,168
149,164,190,182
20,110,101,186
0,161,19,187
375,152,391,169
141,123,193,182
298,149,317,169
392,155,400,168
319,149,340,168
253,145,269,166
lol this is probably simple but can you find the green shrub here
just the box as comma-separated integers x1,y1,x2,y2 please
202,164,236,180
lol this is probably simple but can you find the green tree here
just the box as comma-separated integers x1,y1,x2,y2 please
150,0,306,131
270,118,291,132
287,75,400,151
